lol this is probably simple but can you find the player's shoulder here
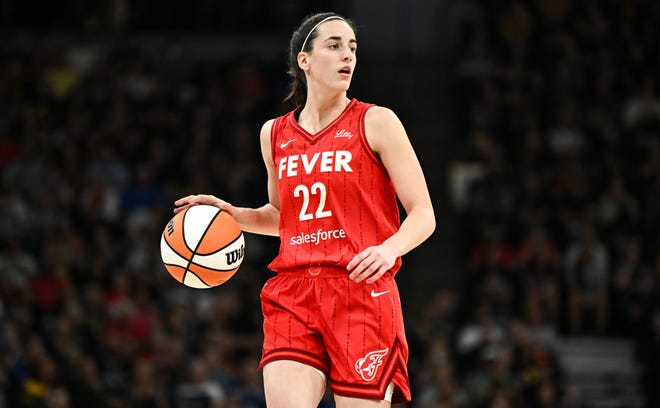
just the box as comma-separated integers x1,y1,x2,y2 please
362,103,407,152
261,106,298,134
364,104,401,127
261,118,276,131
260,119,275,138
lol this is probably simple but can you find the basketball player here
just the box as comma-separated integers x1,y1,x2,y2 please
174,12,435,407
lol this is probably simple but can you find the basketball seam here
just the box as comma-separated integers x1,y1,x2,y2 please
187,235,244,272
182,208,222,286
161,232,187,265
193,233,243,256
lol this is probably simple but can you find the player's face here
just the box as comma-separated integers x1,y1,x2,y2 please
305,20,357,92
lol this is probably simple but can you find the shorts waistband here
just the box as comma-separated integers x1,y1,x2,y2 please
276,264,348,277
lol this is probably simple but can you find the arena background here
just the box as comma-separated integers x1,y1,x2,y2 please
1,1,658,407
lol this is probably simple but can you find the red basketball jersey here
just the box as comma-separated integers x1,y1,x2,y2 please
268,99,402,274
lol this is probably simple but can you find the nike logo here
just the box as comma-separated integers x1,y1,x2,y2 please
280,139,295,148
370,290,390,298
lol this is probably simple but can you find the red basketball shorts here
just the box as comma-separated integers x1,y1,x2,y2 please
259,266,411,404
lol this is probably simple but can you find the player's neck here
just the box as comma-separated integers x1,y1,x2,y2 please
299,94,350,134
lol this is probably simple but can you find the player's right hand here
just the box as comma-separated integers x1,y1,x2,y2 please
173,194,232,214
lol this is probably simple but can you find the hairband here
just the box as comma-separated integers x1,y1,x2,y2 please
300,16,345,53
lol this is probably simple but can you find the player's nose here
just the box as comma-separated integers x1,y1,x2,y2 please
342,50,353,62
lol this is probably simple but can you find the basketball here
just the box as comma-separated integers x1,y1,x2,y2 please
160,205,245,288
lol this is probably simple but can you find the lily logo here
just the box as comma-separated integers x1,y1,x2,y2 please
335,129,353,139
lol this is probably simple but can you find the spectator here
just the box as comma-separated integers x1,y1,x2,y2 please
175,356,227,408
514,225,562,329
564,220,610,334
44,387,72,408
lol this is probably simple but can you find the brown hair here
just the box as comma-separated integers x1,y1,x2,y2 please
284,12,356,107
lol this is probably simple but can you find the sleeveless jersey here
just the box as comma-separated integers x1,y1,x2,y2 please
267,99,402,274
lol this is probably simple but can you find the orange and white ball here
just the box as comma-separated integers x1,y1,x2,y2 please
160,205,244,288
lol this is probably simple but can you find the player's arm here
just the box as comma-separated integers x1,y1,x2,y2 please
347,106,436,283
173,120,281,236
247,119,281,236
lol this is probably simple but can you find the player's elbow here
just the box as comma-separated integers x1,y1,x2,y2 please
418,205,436,241
426,208,437,238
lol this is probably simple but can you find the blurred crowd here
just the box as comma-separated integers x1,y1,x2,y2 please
1,1,660,408
0,0,332,33
0,33,285,407
410,0,659,407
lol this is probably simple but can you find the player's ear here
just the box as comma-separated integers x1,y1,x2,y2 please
297,52,309,71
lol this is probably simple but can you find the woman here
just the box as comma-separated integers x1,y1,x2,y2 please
174,12,435,407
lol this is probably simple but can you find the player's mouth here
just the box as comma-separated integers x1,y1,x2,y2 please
339,66,352,77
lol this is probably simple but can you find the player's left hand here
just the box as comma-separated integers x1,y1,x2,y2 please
347,245,396,284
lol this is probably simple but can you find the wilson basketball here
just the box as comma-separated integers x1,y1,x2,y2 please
160,205,245,288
